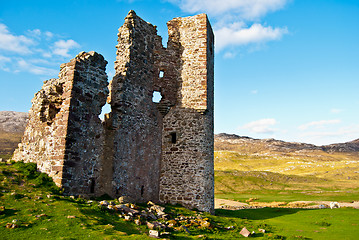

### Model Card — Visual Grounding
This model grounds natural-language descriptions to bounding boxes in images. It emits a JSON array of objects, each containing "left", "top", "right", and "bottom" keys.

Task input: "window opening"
[
  {"left": 170, "top": 132, "right": 177, "bottom": 144},
  {"left": 90, "top": 178, "right": 95, "bottom": 193},
  {"left": 152, "top": 91, "right": 162, "bottom": 103},
  {"left": 141, "top": 185, "right": 144, "bottom": 197},
  {"left": 100, "top": 102, "right": 111, "bottom": 120},
  {"left": 159, "top": 70, "right": 164, "bottom": 78}
]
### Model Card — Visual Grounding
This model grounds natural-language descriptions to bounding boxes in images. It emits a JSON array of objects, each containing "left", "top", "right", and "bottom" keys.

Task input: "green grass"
[
  {"left": 215, "top": 170, "right": 359, "bottom": 202},
  {"left": 214, "top": 149, "right": 359, "bottom": 203},
  {"left": 2, "top": 161, "right": 359, "bottom": 239},
  {"left": 216, "top": 208, "right": 359, "bottom": 240}
]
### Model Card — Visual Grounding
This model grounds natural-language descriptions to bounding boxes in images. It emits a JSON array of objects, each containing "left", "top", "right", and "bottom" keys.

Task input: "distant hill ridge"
[
  {"left": 215, "top": 133, "right": 359, "bottom": 153},
  {"left": 0, "top": 112, "right": 358, "bottom": 155},
  {"left": 0, "top": 111, "right": 28, "bottom": 133}
]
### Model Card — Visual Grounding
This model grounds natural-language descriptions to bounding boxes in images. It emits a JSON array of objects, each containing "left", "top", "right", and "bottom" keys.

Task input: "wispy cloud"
[
  {"left": 52, "top": 40, "right": 80, "bottom": 57},
  {"left": 16, "top": 59, "right": 58, "bottom": 76},
  {"left": 330, "top": 108, "right": 343, "bottom": 114},
  {"left": 241, "top": 118, "right": 278, "bottom": 134},
  {"left": 167, "top": 0, "right": 289, "bottom": 19},
  {"left": 167, "top": 0, "right": 290, "bottom": 52},
  {"left": 299, "top": 124, "right": 359, "bottom": 145},
  {"left": 298, "top": 119, "right": 341, "bottom": 131},
  {"left": 0, "top": 55, "right": 11, "bottom": 71},
  {"left": 0, "top": 23, "right": 80, "bottom": 76},
  {"left": 223, "top": 51, "right": 236, "bottom": 59},
  {"left": 216, "top": 23, "right": 288, "bottom": 51},
  {"left": 0, "top": 23, "right": 34, "bottom": 54}
]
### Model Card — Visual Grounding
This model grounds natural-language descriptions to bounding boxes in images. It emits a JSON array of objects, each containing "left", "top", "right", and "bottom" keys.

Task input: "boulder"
[{"left": 240, "top": 227, "right": 251, "bottom": 237}]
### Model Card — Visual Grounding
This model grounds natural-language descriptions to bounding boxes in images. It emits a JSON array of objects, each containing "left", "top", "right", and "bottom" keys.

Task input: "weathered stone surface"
[
  {"left": 13, "top": 10, "right": 214, "bottom": 213},
  {"left": 240, "top": 227, "right": 251, "bottom": 237}
]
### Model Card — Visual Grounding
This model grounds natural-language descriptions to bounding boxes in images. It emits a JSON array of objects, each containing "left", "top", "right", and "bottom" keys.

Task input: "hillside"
[
  {"left": 215, "top": 133, "right": 359, "bottom": 153},
  {"left": 214, "top": 133, "right": 359, "bottom": 203},
  {"left": 0, "top": 111, "right": 28, "bottom": 157}
]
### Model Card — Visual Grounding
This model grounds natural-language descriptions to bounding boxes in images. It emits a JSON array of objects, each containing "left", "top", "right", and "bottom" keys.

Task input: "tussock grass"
[{"left": 214, "top": 147, "right": 359, "bottom": 202}]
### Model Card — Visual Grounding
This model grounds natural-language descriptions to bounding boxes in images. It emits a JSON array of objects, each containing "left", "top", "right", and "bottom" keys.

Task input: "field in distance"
[{"left": 214, "top": 133, "right": 359, "bottom": 203}]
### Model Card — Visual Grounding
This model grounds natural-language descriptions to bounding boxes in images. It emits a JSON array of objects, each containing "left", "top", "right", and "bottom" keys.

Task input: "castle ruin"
[{"left": 13, "top": 10, "right": 214, "bottom": 213}]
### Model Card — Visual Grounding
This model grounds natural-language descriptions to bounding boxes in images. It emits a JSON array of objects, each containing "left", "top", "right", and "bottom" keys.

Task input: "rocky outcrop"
[{"left": 0, "top": 111, "right": 28, "bottom": 133}]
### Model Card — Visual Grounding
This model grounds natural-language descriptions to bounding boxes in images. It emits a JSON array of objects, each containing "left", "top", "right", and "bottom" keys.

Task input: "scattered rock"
[
  {"left": 118, "top": 196, "right": 134, "bottom": 204},
  {"left": 330, "top": 202, "right": 340, "bottom": 209},
  {"left": 67, "top": 215, "right": 76, "bottom": 219},
  {"left": 147, "top": 221, "right": 165, "bottom": 230},
  {"left": 258, "top": 228, "right": 266, "bottom": 233},
  {"left": 149, "top": 230, "right": 159, "bottom": 238},
  {"left": 134, "top": 218, "right": 143, "bottom": 225},
  {"left": 240, "top": 227, "right": 251, "bottom": 237},
  {"left": 99, "top": 200, "right": 109, "bottom": 206},
  {"left": 6, "top": 223, "right": 18, "bottom": 229}
]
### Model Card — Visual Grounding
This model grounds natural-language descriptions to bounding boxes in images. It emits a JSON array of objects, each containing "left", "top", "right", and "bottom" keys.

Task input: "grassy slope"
[
  {"left": 214, "top": 140, "right": 359, "bottom": 202},
  {"left": 1, "top": 161, "right": 359, "bottom": 240},
  {"left": 0, "top": 130, "right": 22, "bottom": 157}
]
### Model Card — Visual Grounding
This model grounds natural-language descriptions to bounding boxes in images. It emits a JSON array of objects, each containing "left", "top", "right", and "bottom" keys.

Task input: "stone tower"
[{"left": 13, "top": 11, "right": 214, "bottom": 213}]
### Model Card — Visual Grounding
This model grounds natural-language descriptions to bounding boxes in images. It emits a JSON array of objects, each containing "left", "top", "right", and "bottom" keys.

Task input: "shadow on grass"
[
  {"left": 215, "top": 207, "right": 316, "bottom": 220},
  {"left": 1, "top": 208, "right": 19, "bottom": 218},
  {"left": 55, "top": 198, "right": 144, "bottom": 236}
]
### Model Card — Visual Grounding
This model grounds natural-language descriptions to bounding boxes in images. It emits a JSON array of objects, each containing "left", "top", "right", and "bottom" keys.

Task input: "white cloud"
[
  {"left": 216, "top": 23, "right": 288, "bottom": 51},
  {"left": 16, "top": 58, "right": 58, "bottom": 76},
  {"left": 223, "top": 51, "right": 236, "bottom": 59},
  {"left": 299, "top": 124, "right": 359, "bottom": 145},
  {"left": 0, "top": 55, "right": 11, "bottom": 71},
  {"left": 298, "top": 119, "right": 341, "bottom": 131},
  {"left": 44, "top": 31, "right": 54, "bottom": 39},
  {"left": 241, "top": 118, "right": 277, "bottom": 134},
  {"left": 27, "top": 29, "right": 41, "bottom": 38},
  {"left": 330, "top": 108, "right": 343, "bottom": 114},
  {"left": 0, "top": 23, "right": 34, "bottom": 54},
  {"left": 52, "top": 39, "right": 80, "bottom": 57},
  {"left": 0, "top": 23, "right": 80, "bottom": 76},
  {"left": 251, "top": 90, "right": 258, "bottom": 94},
  {"left": 167, "top": 0, "right": 289, "bottom": 20},
  {"left": 0, "top": 55, "right": 11, "bottom": 63},
  {"left": 167, "top": 0, "right": 290, "bottom": 52}
]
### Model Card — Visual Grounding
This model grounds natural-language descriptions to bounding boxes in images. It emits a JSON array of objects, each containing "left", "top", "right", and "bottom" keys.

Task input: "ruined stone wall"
[
  {"left": 106, "top": 11, "right": 163, "bottom": 202},
  {"left": 13, "top": 51, "right": 108, "bottom": 193},
  {"left": 159, "top": 14, "right": 215, "bottom": 213},
  {"left": 61, "top": 52, "right": 108, "bottom": 196},
  {"left": 13, "top": 11, "right": 214, "bottom": 213},
  {"left": 13, "top": 76, "right": 70, "bottom": 186}
]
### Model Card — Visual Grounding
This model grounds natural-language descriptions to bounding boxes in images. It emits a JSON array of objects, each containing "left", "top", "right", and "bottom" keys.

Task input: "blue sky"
[{"left": 0, "top": 0, "right": 358, "bottom": 145}]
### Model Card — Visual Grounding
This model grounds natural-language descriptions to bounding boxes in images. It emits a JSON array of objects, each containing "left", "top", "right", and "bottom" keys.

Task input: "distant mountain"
[
  {"left": 0, "top": 111, "right": 358, "bottom": 156},
  {"left": 215, "top": 133, "right": 359, "bottom": 153},
  {"left": 0, "top": 111, "right": 28, "bottom": 156},
  {"left": 0, "top": 111, "right": 28, "bottom": 133}
]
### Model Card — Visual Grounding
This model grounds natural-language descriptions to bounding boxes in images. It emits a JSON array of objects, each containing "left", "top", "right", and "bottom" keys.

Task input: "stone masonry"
[{"left": 13, "top": 10, "right": 214, "bottom": 213}]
